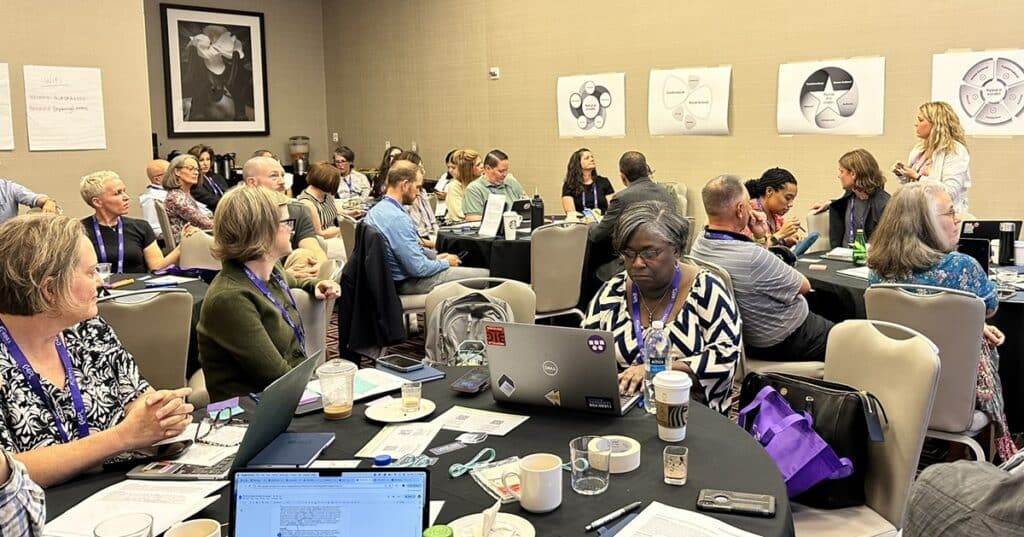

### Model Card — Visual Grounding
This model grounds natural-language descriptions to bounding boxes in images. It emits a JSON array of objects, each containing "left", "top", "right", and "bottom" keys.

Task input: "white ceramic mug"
[
  {"left": 500, "top": 453, "right": 563, "bottom": 513},
  {"left": 164, "top": 519, "right": 221, "bottom": 537},
  {"left": 503, "top": 211, "right": 523, "bottom": 240}
]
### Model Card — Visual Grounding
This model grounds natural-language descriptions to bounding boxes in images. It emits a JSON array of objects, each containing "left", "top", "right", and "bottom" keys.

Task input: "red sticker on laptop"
[{"left": 486, "top": 326, "right": 506, "bottom": 346}]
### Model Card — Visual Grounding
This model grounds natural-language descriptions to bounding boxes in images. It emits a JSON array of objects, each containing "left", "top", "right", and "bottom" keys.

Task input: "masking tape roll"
[{"left": 588, "top": 435, "right": 641, "bottom": 474}]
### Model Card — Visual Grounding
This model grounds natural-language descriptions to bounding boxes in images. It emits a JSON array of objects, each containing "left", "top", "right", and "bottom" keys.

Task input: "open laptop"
[
  {"left": 231, "top": 468, "right": 429, "bottom": 537},
  {"left": 958, "top": 238, "right": 991, "bottom": 274},
  {"left": 127, "top": 351, "right": 320, "bottom": 480},
  {"left": 960, "top": 220, "right": 1022, "bottom": 241},
  {"left": 484, "top": 322, "right": 640, "bottom": 415}
]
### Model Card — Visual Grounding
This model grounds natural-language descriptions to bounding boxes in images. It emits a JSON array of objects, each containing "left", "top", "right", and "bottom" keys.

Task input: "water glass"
[
  {"left": 569, "top": 435, "right": 611, "bottom": 495},
  {"left": 96, "top": 263, "right": 112, "bottom": 284},
  {"left": 93, "top": 513, "right": 153, "bottom": 537},
  {"left": 401, "top": 381, "right": 422, "bottom": 412},
  {"left": 663, "top": 446, "right": 688, "bottom": 485}
]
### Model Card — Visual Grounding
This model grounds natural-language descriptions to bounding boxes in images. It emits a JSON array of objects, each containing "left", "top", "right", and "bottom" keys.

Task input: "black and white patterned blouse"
[
  {"left": 583, "top": 270, "right": 742, "bottom": 414},
  {"left": 0, "top": 317, "right": 150, "bottom": 453}
]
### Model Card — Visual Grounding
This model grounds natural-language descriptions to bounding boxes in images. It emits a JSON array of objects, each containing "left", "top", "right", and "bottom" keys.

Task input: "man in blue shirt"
[
  {"left": 0, "top": 179, "right": 58, "bottom": 224},
  {"left": 366, "top": 160, "right": 488, "bottom": 295}
]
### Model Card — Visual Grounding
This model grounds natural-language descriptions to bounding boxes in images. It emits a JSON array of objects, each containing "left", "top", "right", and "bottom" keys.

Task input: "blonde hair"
[
  {"left": 212, "top": 186, "right": 290, "bottom": 263},
  {"left": 867, "top": 182, "right": 950, "bottom": 280},
  {"left": 452, "top": 149, "right": 480, "bottom": 187},
  {"left": 0, "top": 214, "right": 88, "bottom": 316},
  {"left": 838, "top": 149, "right": 886, "bottom": 195},
  {"left": 163, "top": 154, "right": 198, "bottom": 190},
  {"left": 79, "top": 170, "right": 119, "bottom": 207},
  {"left": 920, "top": 101, "right": 967, "bottom": 156}
]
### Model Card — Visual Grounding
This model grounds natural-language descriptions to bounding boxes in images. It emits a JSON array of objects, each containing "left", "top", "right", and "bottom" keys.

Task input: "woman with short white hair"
[{"left": 79, "top": 170, "right": 188, "bottom": 273}]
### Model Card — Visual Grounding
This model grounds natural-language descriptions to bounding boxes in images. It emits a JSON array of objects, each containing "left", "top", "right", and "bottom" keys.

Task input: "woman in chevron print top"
[{"left": 582, "top": 201, "right": 741, "bottom": 414}]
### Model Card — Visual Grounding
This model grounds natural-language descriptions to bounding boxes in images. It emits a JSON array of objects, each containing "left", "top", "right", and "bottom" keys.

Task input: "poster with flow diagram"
[
  {"left": 932, "top": 50, "right": 1024, "bottom": 135},
  {"left": 648, "top": 66, "right": 731, "bottom": 135},
  {"left": 777, "top": 57, "right": 885, "bottom": 135},
  {"left": 0, "top": 64, "right": 13, "bottom": 150},
  {"left": 557, "top": 73, "right": 625, "bottom": 137}
]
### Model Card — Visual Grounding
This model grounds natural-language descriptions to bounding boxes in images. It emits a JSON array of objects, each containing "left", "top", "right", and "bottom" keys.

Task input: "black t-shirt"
[
  {"left": 81, "top": 216, "right": 156, "bottom": 274},
  {"left": 561, "top": 175, "right": 615, "bottom": 213}
]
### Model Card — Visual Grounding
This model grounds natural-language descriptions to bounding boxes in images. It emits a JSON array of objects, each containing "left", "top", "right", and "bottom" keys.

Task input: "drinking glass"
[
  {"left": 569, "top": 436, "right": 611, "bottom": 495},
  {"left": 663, "top": 446, "right": 688, "bottom": 485},
  {"left": 93, "top": 513, "right": 153, "bottom": 537},
  {"left": 402, "top": 381, "right": 422, "bottom": 412},
  {"left": 96, "top": 263, "right": 112, "bottom": 285}
]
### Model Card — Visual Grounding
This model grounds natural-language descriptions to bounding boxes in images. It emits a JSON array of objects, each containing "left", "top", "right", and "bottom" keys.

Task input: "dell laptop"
[
  {"left": 484, "top": 322, "right": 640, "bottom": 415},
  {"left": 960, "top": 220, "right": 1022, "bottom": 241}
]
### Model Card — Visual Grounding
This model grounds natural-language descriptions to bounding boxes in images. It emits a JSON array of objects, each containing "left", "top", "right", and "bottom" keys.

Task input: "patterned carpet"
[{"left": 326, "top": 311, "right": 427, "bottom": 367}]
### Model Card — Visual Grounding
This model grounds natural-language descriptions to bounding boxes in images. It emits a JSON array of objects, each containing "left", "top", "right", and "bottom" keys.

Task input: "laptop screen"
[{"left": 232, "top": 469, "right": 429, "bottom": 536}]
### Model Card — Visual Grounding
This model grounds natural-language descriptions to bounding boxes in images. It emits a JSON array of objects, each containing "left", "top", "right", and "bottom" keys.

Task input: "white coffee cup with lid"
[{"left": 653, "top": 370, "right": 692, "bottom": 442}]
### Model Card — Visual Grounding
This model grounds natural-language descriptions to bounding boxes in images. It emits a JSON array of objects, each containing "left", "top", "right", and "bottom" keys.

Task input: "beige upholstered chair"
[
  {"left": 805, "top": 209, "right": 830, "bottom": 253},
  {"left": 338, "top": 215, "right": 358, "bottom": 261},
  {"left": 682, "top": 216, "right": 698, "bottom": 256},
  {"left": 97, "top": 288, "right": 208, "bottom": 407},
  {"left": 425, "top": 277, "right": 536, "bottom": 328},
  {"left": 154, "top": 200, "right": 176, "bottom": 250},
  {"left": 178, "top": 231, "right": 220, "bottom": 271},
  {"left": 656, "top": 181, "right": 689, "bottom": 217},
  {"left": 865, "top": 283, "right": 988, "bottom": 460},
  {"left": 531, "top": 222, "right": 587, "bottom": 322},
  {"left": 684, "top": 254, "right": 824, "bottom": 382},
  {"left": 289, "top": 260, "right": 340, "bottom": 365},
  {"left": 792, "top": 320, "right": 940, "bottom": 537}
]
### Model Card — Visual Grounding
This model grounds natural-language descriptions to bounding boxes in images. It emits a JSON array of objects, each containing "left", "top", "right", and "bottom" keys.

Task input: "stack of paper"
[
  {"left": 822, "top": 247, "right": 854, "bottom": 262},
  {"left": 614, "top": 501, "right": 759, "bottom": 537}
]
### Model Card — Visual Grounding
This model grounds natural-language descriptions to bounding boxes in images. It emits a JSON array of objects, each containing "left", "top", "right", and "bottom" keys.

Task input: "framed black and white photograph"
[{"left": 161, "top": 4, "right": 269, "bottom": 137}]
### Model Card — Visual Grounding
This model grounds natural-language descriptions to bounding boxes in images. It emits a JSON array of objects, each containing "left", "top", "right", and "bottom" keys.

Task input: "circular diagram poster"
[
  {"left": 777, "top": 57, "right": 886, "bottom": 135},
  {"left": 933, "top": 50, "right": 1024, "bottom": 135},
  {"left": 557, "top": 73, "right": 625, "bottom": 138},
  {"left": 648, "top": 66, "right": 732, "bottom": 135}
]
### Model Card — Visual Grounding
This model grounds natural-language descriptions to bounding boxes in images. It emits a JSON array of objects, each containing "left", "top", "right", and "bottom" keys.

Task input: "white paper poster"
[
  {"left": 24, "top": 65, "right": 106, "bottom": 151},
  {"left": 0, "top": 64, "right": 13, "bottom": 150},
  {"left": 557, "top": 73, "right": 625, "bottom": 137},
  {"left": 777, "top": 57, "right": 885, "bottom": 135},
  {"left": 648, "top": 66, "right": 731, "bottom": 135},
  {"left": 932, "top": 50, "right": 1024, "bottom": 135}
]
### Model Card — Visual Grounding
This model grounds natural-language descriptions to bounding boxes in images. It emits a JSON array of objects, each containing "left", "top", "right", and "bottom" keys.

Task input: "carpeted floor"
[{"left": 326, "top": 311, "right": 427, "bottom": 367}]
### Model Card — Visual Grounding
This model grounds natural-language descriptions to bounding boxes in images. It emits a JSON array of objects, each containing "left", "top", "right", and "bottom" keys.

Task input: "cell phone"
[
  {"left": 130, "top": 440, "right": 193, "bottom": 462},
  {"left": 451, "top": 367, "right": 490, "bottom": 394},
  {"left": 696, "top": 489, "right": 776, "bottom": 518},
  {"left": 376, "top": 354, "right": 424, "bottom": 373}
]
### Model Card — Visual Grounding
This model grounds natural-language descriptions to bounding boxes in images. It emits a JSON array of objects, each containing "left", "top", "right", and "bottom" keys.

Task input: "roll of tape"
[{"left": 589, "top": 435, "right": 641, "bottom": 474}]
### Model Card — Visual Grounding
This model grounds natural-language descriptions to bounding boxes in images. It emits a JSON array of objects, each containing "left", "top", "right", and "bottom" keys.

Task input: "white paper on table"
[
  {"left": 429, "top": 501, "right": 445, "bottom": 526},
  {"left": 154, "top": 423, "right": 199, "bottom": 445},
  {"left": 147, "top": 275, "right": 199, "bottom": 285},
  {"left": 23, "top": 65, "right": 106, "bottom": 151},
  {"left": 309, "top": 459, "right": 362, "bottom": 469},
  {"left": 837, "top": 265, "right": 871, "bottom": 280},
  {"left": 432, "top": 405, "right": 529, "bottom": 437},
  {"left": 477, "top": 194, "right": 507, "bottom": 238},
  {"left": 355, "top": 422, "right": 442, "bottom": 458},
  {"left": 0, "top": 64, "right": 13, "bottom": 150},
  {"left": 167, "top": 425, "right": 245, "bottom": 466},
  {"left": 822, "top": 247, "right": 854, "bottom": 262},
  {"left": 44, "top": 480, "right": 227, "bottom": 537},
  {"left": 614, "top": 501, "right": 759, "bottom": 537}
]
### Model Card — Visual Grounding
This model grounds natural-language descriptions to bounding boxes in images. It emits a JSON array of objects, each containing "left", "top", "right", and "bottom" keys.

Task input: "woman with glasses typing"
[
  {"left": 867, "top": 182, "right": 1015, "bottom": 461},
  {"left": 0, "top": 214, "right": 194, "bottom": 487},
  {"left": 163, "top": 154, "right": 214, "bottom": 244},
  {"left": 581, "top": 201, "right": 741, "bottom": 414},
  {"left": 198, "top": 187, "right": 339, "bottom": 403}
]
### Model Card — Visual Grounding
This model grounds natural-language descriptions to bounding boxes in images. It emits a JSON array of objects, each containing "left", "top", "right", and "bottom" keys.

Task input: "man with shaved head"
[{"left": 140, "top": 159, "right": 169, "bottom": 240}]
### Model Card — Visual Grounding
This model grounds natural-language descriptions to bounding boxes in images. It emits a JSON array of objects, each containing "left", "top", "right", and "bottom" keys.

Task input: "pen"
[
  {"left": 249, "top": 392, "right": 261, "bottom": 403},
  {"left": 584, "top": 501, "right": 643, "bottom": 532},
  {"left": 144, "top": 282, "right": 177, "bottom": 288},
  {"left": 110, "top": 278, "right": 134, "bottom": 289}
]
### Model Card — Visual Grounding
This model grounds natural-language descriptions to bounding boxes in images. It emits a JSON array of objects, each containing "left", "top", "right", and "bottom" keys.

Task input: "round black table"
[
  {"left": 795, "top": 257, "right": 1024, "bottom": 433},
  {"left": 46, "top": 367, "right": 794, "bottom": 537},
  {"left": 437, "top": 230, "right": 534, "bottom": 282}
]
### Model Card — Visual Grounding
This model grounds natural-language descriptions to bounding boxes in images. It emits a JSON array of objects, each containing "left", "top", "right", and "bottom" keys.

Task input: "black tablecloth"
[
  {"left": 437, "top": 230, "right": 534, "bottom": 282},
  {"left": 46, "top": 367, "right": 794, "bottom": 537},
  {"left": 795, "top": 258, "right": 1024, "bottom": 432}
]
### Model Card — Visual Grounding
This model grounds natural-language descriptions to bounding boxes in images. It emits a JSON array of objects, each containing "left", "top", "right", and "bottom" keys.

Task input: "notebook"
[
  {"left": 247, "top": 432, "right": 335, "bottom": 468},
  {"left": 231, "top": 468, "right": 430, "bottom": 536}
]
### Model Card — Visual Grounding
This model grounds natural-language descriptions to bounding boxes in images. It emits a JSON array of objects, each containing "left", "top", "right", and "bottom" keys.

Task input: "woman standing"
[
  {"left": 893, "top": 101, "right": 971, "bottom": 214},
  {"left": 163, "top": 154, "right": 214, "bottom": 243},
  {"left": 560, "top": 148, "right": 615, "bottom": 214},
  {"left": 743, "top": 168, "right": 803, "bottom": 247},
  {"left": 445, "top": 149, "right": 482, "bottom": 225}
]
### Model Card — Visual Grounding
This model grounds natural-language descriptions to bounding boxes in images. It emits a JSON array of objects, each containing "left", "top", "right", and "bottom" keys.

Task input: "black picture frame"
[{"left": 160, "top": 3, "right": 270, "bottom": 137}]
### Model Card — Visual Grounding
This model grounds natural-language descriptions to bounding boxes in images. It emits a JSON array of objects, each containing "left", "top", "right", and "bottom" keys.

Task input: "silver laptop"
[
  {"left": 485, "top": 322, "right": 640, "bottom": 415},
  {"left": 127, "top": 351, "right": 321, "bottom": 480}
]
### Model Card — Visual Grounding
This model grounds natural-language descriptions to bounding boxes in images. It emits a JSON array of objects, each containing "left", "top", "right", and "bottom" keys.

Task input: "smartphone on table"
[{"left": 376, "top": 354, "right": 424, "bottom": 373}]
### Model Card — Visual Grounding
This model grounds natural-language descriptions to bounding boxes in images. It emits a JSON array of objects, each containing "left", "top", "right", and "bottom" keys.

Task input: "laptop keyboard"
[{"left": 180, "top": 455, "right": 234, "bottom": 476}]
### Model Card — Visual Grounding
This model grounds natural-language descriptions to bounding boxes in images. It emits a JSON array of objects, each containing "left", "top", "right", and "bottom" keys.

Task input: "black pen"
[{"left": 584, "top": 501, "right": 643, "bottom": 532}]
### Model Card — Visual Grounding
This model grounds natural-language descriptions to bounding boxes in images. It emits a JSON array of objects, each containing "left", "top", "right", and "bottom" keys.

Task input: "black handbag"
[{"left": 739, "top": 372, "right": 887, "bottom": 509}]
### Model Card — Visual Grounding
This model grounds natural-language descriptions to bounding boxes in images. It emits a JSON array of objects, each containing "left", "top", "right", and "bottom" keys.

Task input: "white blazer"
[{"left": 905, "top": 141, "right": 971, "bottom": 214}]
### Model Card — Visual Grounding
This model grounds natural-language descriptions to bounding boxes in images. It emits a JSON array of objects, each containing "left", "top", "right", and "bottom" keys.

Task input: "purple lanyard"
[
  {"left": 629, "top": 266, "right": 682, "bottom": 364},
  {"left": 0, "top": 320, "right": 90, "bottom": 443},
  {"left": 704, "top": 230, "right": 740, "bottom": 241},
  {"left": 384, "top": 196, "right": 404, "bottom": 210},
  {"left": 92, "top": 217, "right": 124, "bottom": 274},
  {"left": 847, "top": 202, "right": 859, "bottom": 246},
  {"left": 581, "top": 184, "right": 598, "bottom": 210},
  {"left": 242, "top": 267, "right": 306, "bottom": 353},
  {"left": 344, "top": 176, "right": 354, "bottom": 194},
  {"left": 755, "top": 198, "right": 777, "bottom": 234},
  {"left": 205, "top": 176, "right": 224, "bottom": 196}
]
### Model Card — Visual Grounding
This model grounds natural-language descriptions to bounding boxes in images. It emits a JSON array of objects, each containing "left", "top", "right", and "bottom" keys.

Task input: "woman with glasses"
[
  {"left": 868, "top": 181, "right": 1015, "bottom": 460},
  {"left": 0, "top": 214, "right": 194, "bottom": 487},
  {"left": 581, "top": 201, "right": 740, "bottom": 414},
  {"left": 163, "top": 154, "right": 214, "bottom": 244},
  {"left": 198, "top": 187, "right": 339, "bottom": 403}
]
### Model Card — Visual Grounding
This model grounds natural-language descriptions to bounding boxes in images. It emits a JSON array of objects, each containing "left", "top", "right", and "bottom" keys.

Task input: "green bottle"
[{"left": 852, "top": 228, "right": 867, "bottom": 265}]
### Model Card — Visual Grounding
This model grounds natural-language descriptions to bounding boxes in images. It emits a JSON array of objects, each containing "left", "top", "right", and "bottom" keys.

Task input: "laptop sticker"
[
  {"left": 587, "top": 335, "right": 607, "bottom": 353},
  {"left": 585, "top": 396, "right": 614, "bottom": 411},
  {"left": 485, "top": 325, "right": 506, "bottom": 346},
  {"left": 542, "top": 361, "right": 559, "bottom": 376},
  {"left": 497, "top": 374, "right": 516, "bottom": 397},
  {"left": 963, "top": 222, "right": 977, "bottom": 234},
  {"left": 545, "top": 389, "right": 561, "bottom": 406}
]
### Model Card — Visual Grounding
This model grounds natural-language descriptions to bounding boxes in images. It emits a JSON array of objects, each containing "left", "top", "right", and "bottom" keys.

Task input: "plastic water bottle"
[
  {"left": 643, "top": 320, "right": 672, "bottom": 414},
  {"left": 852, "top": 228, "right": 867, "bottom": 266}
]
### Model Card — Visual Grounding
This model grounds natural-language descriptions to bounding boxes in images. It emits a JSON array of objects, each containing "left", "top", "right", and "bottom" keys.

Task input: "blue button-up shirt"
[
  {"left": 365, "top": 196, "right": 447, "bottom": 281},
  {"left": 0, "top": 180, "right": 44, "bottom": 224}
]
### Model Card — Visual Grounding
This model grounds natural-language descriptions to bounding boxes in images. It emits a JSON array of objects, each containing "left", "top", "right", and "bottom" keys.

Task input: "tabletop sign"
[{"left": 477, "top": 194, "right": 507, "bottom": 238}]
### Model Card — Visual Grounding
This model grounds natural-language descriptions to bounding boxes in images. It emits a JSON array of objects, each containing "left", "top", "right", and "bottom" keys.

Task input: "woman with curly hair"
[{"left": 893, "top": 101, "right": 971, "bottom": 214}]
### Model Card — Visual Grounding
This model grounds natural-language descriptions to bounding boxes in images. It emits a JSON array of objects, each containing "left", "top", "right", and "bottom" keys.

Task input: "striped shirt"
[
  {"left": 690, "top": 230, "right": 808, "bottom": 348},
  {"left": 0, "top": 451, "right": 45, "bottom": 536},
  {"left": 298, "top": 188, "right": 340, "bottom": 230}
]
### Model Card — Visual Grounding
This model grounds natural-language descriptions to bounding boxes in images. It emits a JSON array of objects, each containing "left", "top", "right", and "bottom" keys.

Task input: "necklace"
[{"left": 638, "top": 284, "right": 672, "bottom": 324}]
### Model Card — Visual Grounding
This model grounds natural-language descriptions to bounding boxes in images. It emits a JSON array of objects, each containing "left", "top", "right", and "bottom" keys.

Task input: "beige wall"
[
  {"left": 144, "top": 0, "right": 330, "bottom": 170},
  {"left": 324, "top": 0, "right": 1023, "bottom": 227},
  {"left": 0, "top": 0, "right": 153, "bottom": 218}
]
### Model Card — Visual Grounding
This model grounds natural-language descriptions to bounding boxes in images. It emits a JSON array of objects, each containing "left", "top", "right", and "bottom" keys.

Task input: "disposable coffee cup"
[
  {"left": 1015, "top": 241, "right": 1024, "bottom": 268},
  {"left": 653, "top": 370, "right": 692, "bottom": 442},
  {"left": 503, "top": 211, "right": 521, "bottom": 240}
]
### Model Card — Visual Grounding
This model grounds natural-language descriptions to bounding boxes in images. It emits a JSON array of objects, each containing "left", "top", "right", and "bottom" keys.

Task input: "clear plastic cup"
[{"left": 317, "top": 359, "right": 357, "bottom": 420}]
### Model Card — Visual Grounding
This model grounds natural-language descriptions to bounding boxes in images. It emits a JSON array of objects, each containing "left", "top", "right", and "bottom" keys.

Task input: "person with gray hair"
[
  {"left": 587, "top": 151, "right": 678, "bottom": 281},
  {"left": 691, "top": 175, "right": 833, "bottom": 362},
  {"left": 162, "top": 154, "right": 214, "bottom": 243},
  {"left": 582, "top": 200, "right": 741, "bottom": 414}
]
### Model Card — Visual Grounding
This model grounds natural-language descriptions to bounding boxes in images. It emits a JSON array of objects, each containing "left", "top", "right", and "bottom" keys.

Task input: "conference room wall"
[
  {"left": 143, "top": 0, "right": 331, "bottom": 173},
  {"left": 0, "top": 0, "right": 153, "bottom": 219},
  {"left": 323, "top": 0, "right": 1023, "bottom": 228}
]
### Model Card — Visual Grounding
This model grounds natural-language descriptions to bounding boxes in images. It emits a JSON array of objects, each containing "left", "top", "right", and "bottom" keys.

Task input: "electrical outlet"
[
  {"left": 385, "top": 140, "right": 391, "bottom": 150},
  {"left": 489, "top": 67, "right": 500, "bottom": 80},
  {"left": 331, "top": 132, "right": 339, "bottom": 143},
  {"left": 411, "top": 141, "right": 418, "bottom": 152}
]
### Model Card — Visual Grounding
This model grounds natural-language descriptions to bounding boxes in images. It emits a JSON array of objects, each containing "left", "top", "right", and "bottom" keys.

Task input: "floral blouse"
[
  {"left": 165, "top": 189, "right": 213, "bottom": 243},
  {"left": 868, "top": 251, "right": 997, "bottom": 313}
]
